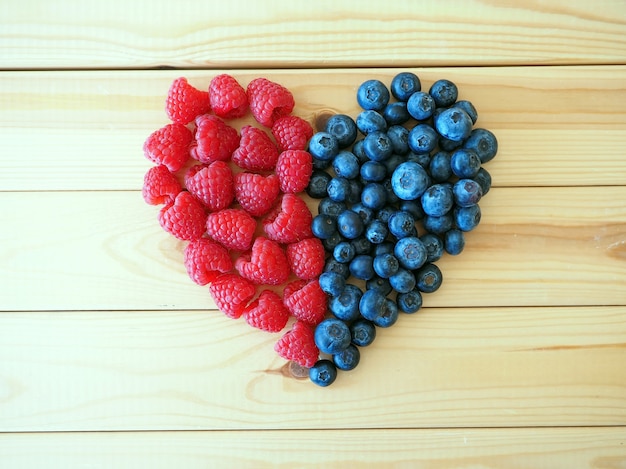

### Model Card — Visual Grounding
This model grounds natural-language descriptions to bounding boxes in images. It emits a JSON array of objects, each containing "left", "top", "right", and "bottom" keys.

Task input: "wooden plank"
[
  {"left": 1, "top": 67, "right": 625, "bottom": 191},
  {"left": 0, "top": 428, "right": 625, "bottom": 468},
  {"left": 0, "top": 307, "right": 624, "bottom": 431},
  {"left": 1, "top": 188, "right": 624, "bottom": 312},
  {"left": 1, "top": 1, "right": 625, "bottom": 69}
]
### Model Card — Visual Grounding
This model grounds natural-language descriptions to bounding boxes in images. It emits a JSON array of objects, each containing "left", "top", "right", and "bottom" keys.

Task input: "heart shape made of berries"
[{"left": 142, "top": 73, "right": 498, "bottom": 387}]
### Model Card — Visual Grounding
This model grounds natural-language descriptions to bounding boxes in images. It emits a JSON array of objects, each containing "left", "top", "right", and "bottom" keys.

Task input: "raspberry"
[
  {"left": 235, "top": 237, "right": 290, "bottom": 286},
  {"left": 263, "top": 193, "right": 313, "bottom": 244},
  {"left": 231, "top": 125, "right": 279, "bottom": 171},
  {"left": 247, "top": 77, "right": 295, "bottom": 127},
  {"left": 209, "top": 74, "right": 248, "bottom": 119},
  {"left": 165, "top": 77, "right": 211, "bottom": 125},
  {"left": 286, "top": 238, "right": 325, "bottom": 280},
  {"left": 184, "top": 161, "right": 235, "bottom": 212},
  {"left": 271, "top": 115, "right": 314, "bottom": 152},
  {"left": 275, "top": 150, "right": 313, "bottom": 194},
  {"left": 184, "top": 238, "right": 233, "bottom": 285},
  {"left": 142, "top": 164, "right": 182, "bottom": 205},
  {"left": 234, "top": 172, "right": 280, "bottom": 217},
  {"left": 283, "top": 279, "right": 308, "bottom": 299},
  {"left": 193, "top": 114, "right": 240, "bottom": 164},
  {"left": 274, "top": 321, "right": 319, "bottom": 368},
  {"left": 209, "top": 273, "right": 256, "bottom": 319},
  {"left": 243, "top": 290, "right": 290, "bottom": 333},
  {"left": 143, "top": 123, "right": 192, "bottom": 172},
  {"left": 158, "top": 191, "right": 207, "bottom": 241},
  {"left": 283, "top": 279, "right": 327, "bottom": 326},
  {"left": 206, "top": 208, "right": 256, "bottom": 251}
]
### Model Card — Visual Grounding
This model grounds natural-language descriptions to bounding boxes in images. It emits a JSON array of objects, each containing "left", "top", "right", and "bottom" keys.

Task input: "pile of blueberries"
[{"left": 306, "top": 72, "right": 498, "bottom": 386}]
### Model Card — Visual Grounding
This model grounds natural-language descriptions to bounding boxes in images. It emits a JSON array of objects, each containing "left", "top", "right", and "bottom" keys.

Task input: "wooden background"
[{"left": 1, "top": 1, "right": 625, "bottom": 467}]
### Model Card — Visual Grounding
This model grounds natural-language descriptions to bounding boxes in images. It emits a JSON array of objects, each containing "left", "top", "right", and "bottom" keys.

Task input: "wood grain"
[
  {"left": 0, "top": 307, "right": 624, "bottom": 431},
  {"left": 1, "top": 428, "right": 625, "bottom": 468},
  {"left": 1, "top": 67, "right": 625, "bottom": 191},
  {"left": 1, "top": 0, "right": 625, "bottom": 70}
]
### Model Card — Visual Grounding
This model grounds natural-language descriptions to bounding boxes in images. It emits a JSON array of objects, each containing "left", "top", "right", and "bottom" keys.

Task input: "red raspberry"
[
  {"left": 184, "top": 238, "right": 233, "bottom": 285},
  {"left": 247, "top": 77, "right": 295, "bottom": 127},
  {"left": 243, "top": 290, "right": 290, "bottom": 333},
  {"left": 206, "top": 208, "right": 256, "bottom": 251},
  {"left": 209, "top": 273, "right": 256, "bottom": 319},
  {"left": 158, "top": 191, "right": 207, "bottom": 241},
  {"left": 165, "top": 77, "right": 211, "bottom": 125},
  {"left": 233, "top": 172, "right": 280, "bottom": 217},
  {"left": 271, "top": 115, "right": 314, "bottom": 152},
  {"left": 263, "top": 193, "right": 313, "bottom": 244},
  {"left": 283, "top": 279, "right": 308, "bottom": 299},
  {"left": 235, "top": 237, "right": 290, "bottom": 286},
  {"left": 142, "top": 164, "right": 182, "bottom": 205},
  {"left": 209, "top": 74, "right": 248, "bottom": 119},
  {"left": 286, "top": 238, "right": 325, "bottom": 280},
  {"left": 274, "top": 321, "right": 319, "bottom": 368},
  {"left": 193, "top": 114, "right": 240, "bottom": 164},
  {"left": 184, "top": 161, "right": 235, "bottom": 212},
  {"left": 231, "top": 125, "right": 279, "bottom": 171},
  {"left": 275, "top": 150, "right": 313, "bottom": 194},
  {"left": 143, "top": 123, "right": 192, "bottom": 172},
  {"left": 283, "top": 279, "right": 327, "bottom": 326}
]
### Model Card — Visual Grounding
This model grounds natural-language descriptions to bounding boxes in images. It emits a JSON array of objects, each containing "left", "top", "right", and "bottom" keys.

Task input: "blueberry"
[
  {"left": 351, "top": 203, "right": 375, "bottom": 225},
  {"left": 420, "top": 233, "right": 444, "bottom": 263},
  {"left": 399, "top": 200, "right": 424, "bottom": 221},
  {"left": 312, "top": 155, "right": 332, "bottom": 170},
  {"left": 332, "top": 151, "right": 360, "bottom": 179},
  {"left": 314, "top": 318, "right": 352, "bottom": 355},
  {"left": 450, "top": 148, "right": 481, "bottom": 179},
  {"left": 391, "top": 161, "right": 430, "bottom": 201},
  {"left": 453, "top": 179, "right": 482, "bottom": 207},
  {"left": 429, "top": 151, "right": 453, "bottom": 183},
  {"left": 365, "top": 219, "right": 389, "bottom": 245},
  {"left": 423, "top": 213, "right": 454, "bottom": 235},
  {"left": 389, "top": 268, "right": 416, "bottom": 294},
  {"left": 397, "top": 288, "right": 423, "bottom": 314},
  {"left": 363, "top": 131, "right": 393, "bottom": 162},
  {"left": 361, "top": 183, "right": 387, "bottom": 211},
  {"left": 319, "top": 271, "right": 346, "bottom": 297},
  {"left": 408, "top": 124, "right": 438, "bottom": 154},
  {"left": 349, "top": 254, "right": 375, "bottom": 280},
  {"left": 333, "top": 241, "right": 356, "bottom": 264},
  {"left": 322, "top": 231, "right": 345, "bottom": 252},
  {"left": 357, "top": 79, "right": 390, "bottom": 111},
  {"left": 388, "top": 210, "right": 417, "bottom": 239},
  {"left": 383, "top": 102, "right": 410, "bottom": 125},
  {"left": 374, "top": 241, "right": 395, "bottom": 256},
  {"left": 308, "top": 131, "right": 339, "bottom": 161},
  {"left": 311, "top": 214, "right": 337, "bottom": 239},
  {"left": 337, "top": 209, "right": 364, "bottom": 239},
  {"left": 376, "top": 205, "right": 398, "bottom": 224},
  {"left": 327, "top": 176, "right": 352, "bottom": 202},
  {"left": 356, "top": 110, "right": 387, "bottom": 135},
  {"left": 360, "top": 160, "right": 387, "bottom": 182},
  {"left": 473, "top": 167, "right": 492, "bottom": 196},
  {"left": 350, "top": 319, "right": 376, "bottom": 347},
  {"left": 452, "top": 100, "right": 478, "bottom": 124},
  {"left": 383, "top": 178, "right": 400, "bottom": 205},
  {"left": 407, "top": 91, "right": 436, "bottom": 120},
  {"left": 429, "top": 79, "right": 458, "bottom": 107},
  {"left": 307, "top": 170, "right": 332, "bottom": 199},
  {"left": 351, "top": 236, "right": 372, "bottom": 255},
  {"left": 391, "top": 72, "right": 421, "bottom": 101},
  {"left": 309, "top": 359, "right": 338, "bottom": 387},
  {"left": 352, "top": 139, "right": 368, "bottom": 164},
  {"left": 464, "top": 128, "right": 498, "bottom": 163},
  {"left": 386, "top": 125, "right": 410, "bottom": 155},
  {"left": 373, "top": 298, "right": 399, "bottom": 328},
  {"left": 444, "top": 228, "right": 465, "bottom": 255},
  {"left": 347, "top": 179, "right": 363, "bottom": 204},
  {"left": 438, "top": 136, "right": 463, "bottom": 152},
  {"left": 318, "top": 197, "right": 347, "bottom": 218},
  {"left": 325, "top": 114, "right": 358, "bottom": 148},
  {"left": 383, "top": 153, "right": 406, "bottom": 174},
  {"left": 324, "top": 258, "right": 350, "bottom": 278},
  {"left": 421, "top": 183, "right": 454, "bottom": 217},
  {"left": 366, "top": 276, "right": 392, "bottom": 296},
  {"left": 333, "top": 344, "right": 361, "bottom": 371},
  {"left": 454, "top": 204, "right": 482, "bottom": 232},
  {"left": 394, "top": 236, "right": 427, "bottom": 270},
  {"left": 373, "top": 253, "right": 400, "bottom": 278},
  {"left": 359, "top": 289, "right": 386, "bottom": 322},
  {"left": 406, "top": 151, "right": 431, "bottom": 169},
  {"left": 415, "top": 263, "right": 443, "bottom": 293},
  {"left": 329, "top": 284, "right": 363, "bottom": 322},
  {"left": 435, "top": 108, "right": 473, "bottom": 142}
]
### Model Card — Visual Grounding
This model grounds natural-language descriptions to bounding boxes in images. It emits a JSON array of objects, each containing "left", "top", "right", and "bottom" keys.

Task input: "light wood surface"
[{"left": 1, "top": 1, "right": 625, "bottom": 466}]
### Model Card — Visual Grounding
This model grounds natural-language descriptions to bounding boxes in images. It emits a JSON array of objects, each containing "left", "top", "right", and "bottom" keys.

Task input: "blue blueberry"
[
  {"left": 397, "top": 289, "right": 423, "bottom": 314},
  {"left": 386, "top": 125, "right": 410, "bottom": 155},
  {"left": 322, "top": 231, "right": 345, "bottom": 252},
  {"left": 363, "top": 131, "right": 393, "bottom": 161},
  {"left": 325, "top": 114, "right": 358, "bottom": 148},
  {"left": 438, "top": 136, "right": 463, "bottom": 152},
  {"left": 400, "top": 200, "right": 424, "bottom": 221},
  {"left": 329, "top": 284, "right": 363, "bottom": 322},
  {"left": 351, "top": 203, "right": 375, "bottom": 225},
  {"left": 408, "top": 124, "right": 438, "bottom": 154},
  {"left": 327, "top": 176, "right": 352, "bottom": 202},
  {"left": 388, "top": 210, "right": 417, "bottom": 239},
  {"left": 464, "top": 128, "right": 498, "bottom": 163},
  {"left": 376, "top": 205, "right": 397, "bottom": 224},
  {"left": 359, "top": 289, "right": 386, "bottom": 322},
  {"left": 389, "top": 268, "right": 416, "bottom": 294},
  {"left": 383, "top": 153, "right": 406, "bottom": 174},
  {"left": 473, "top": 167, "right": 492, "bottom": 196},
  {"left": 450, "top": 148, "right": 481, "bottom": 179},
  {"left": 333, "top": 344, "right": 361, "bottom": 371},
  {"left": 423, "top": 213, "right": 454, "bottom": 235},
  {"left": 351, "top": 237, "right": 372, "bottom": 255},
  {"left": 309, "top": 359, "right": 337, "bottom": 387},
  {"left": 415, "top": 263, "right": 443, "bottom": 293},
  {"left": 324, "top": 258, "right": 350, "bottom": 278},
  {"left": 374, "top": 298, "right": 399, "bottom": 328},
  {"left": 373, "top": 253, "right": 400, "bottom": 278},
  {"left": 453, "top": 179, "right": 482, "bottom": 207},
  {"left": 383, "top": 178, "right": 400, "bottom": 205},
  {"left": 406, "top": 91, "right": 436, "bottom": 120},
  {"left": 373, "top": 242, "right": 394, "bottom": 257},
  {"left": 350, "top": 319, "right": 376, "bottom": 347},
  {"left": 357, "top": 79, "right": 390, "bottom": 111},
  {"left": 454, "top": 204, "right": 481, "bottom": 232},
  {"left": 356, "top": 110, "right": 387, "bottom": 135},
  {"left": 365, "top": 219, "right": 389, "bottom": 244},
  {"left": 337, "top": 209, "right": 364, "bottom": 239},
  {"left": 308, "top": 131, "right": 339, "bottom": 161},
  {"left": 444, "top": 228, "right": 465, "bottom": 255},
  {"left": 332, "top": 151, "right": 360, "bottom": 179},
  {"left": 318, "top": 197, "right": 347, "bottom": 218},
  {"left": 319, "top": 271, "right": 346, "bottom": 297},
  {"left": 391, "top": 161, "right": 430, "bottom": 201},
  {"left": 429, "top": 151, "right": 453, "bottom": 183},
  {"left": 421, "top": 183, "right": 454, "bottom": 217},
  {"left": 420, "top": 233, "right": 444, "bottom": 263},
  {"left": 314, "top": 318, "right": 352, "bottom": 354},
  {"left": 429, "top": 79, "right": 458, "bottom": 107},
  {"left": 311, "top": 214, "right": 337, "bottom": 239},
  {"left": 406, "top": 151, "right": 431, "bottom": 169},
  {"left": 360, "top": 160, "right": 387, "bottom": 182},
  {"left": 361, "top": 183, "right": 387, "bottom": 211},
  {"left": 366, "top": 276, "right": 392, "bottom": 296},
  {"left": 352, "top": 139, "right": 368, "bottom": 164},
  {"left": 333, "top": 241, "right": 356, "bottom": 263},
  {"left": 452, "top": 100, "right": 478, "bottom": 124},
  {"left": 391, "top": 72, "right": 421, "bottom": 101},
  {"left": 383, "top": 102, "right": 410, "bottom": 125},
  {"left": 347, "top": 179, "right": 363, "bottom": 204},
  {"left": 435, "top": 107, "right": 473, "bottom": 142},
  {"left": 306, "top": 170, "right": 331, "bottom": 199},
  {"left": 394, "top": 236, "right": 427, "bottom": 270},
  {"left": 349, "top": 254, "right": 375, "bottom": 281}
]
